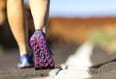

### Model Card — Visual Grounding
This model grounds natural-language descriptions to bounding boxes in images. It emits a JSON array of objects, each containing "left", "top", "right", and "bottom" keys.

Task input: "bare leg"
[
  {"left": 7, "top": 0, "right": 31, "bottom": 56},
  {"left": 29, "top": 0, "right": 50, "bottom": 31}
]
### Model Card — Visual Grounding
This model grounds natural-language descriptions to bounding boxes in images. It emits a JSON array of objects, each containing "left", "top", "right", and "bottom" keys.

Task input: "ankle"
[{"left": 19, "top": 46, "right": 32, "bottom": 56}]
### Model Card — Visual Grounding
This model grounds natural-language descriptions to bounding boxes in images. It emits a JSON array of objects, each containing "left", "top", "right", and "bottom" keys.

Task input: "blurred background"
[
  {"left": 0, "top": 0, "right": 116, "bottom": 78},
  {"left": 0, "top": 0, "right": 116, "bottom": 53}
]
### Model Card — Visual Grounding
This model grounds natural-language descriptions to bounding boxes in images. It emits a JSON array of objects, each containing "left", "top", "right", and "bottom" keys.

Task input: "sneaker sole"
[{"left": 30, "top": 32, "right": 55, "bottom": 70}]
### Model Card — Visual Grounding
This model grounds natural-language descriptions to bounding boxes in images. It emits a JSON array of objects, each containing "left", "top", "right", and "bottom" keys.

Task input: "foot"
[
  {"left": 18, "top": 54, "right": 34, "bottom": 68},
  {"left": 30, "top": 30, "right": 55, "bottom": 70}
]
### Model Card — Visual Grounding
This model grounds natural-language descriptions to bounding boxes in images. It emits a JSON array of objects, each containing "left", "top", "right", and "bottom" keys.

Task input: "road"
[{"left": 1, "top": 43, "right": 116, "bottom": 79}]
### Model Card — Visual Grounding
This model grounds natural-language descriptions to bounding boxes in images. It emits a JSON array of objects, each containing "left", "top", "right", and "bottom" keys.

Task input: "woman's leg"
[
  {"left": 29, "top": 0, "right": 50, "bottom": 31},
  {"left": 7, "top": 0, "right": 30, "bottom": 56},
  {"left": 7, "top": 0, "right": 33, "bottom": 68}
]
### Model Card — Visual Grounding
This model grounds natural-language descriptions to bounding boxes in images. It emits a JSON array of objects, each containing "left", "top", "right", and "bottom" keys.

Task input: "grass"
[{"left": 90, "top": 28, "right": 116, "bottom": 52}]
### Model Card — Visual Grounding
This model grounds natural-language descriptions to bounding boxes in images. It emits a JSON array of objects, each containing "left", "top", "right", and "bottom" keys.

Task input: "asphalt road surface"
[{"left": 1, "top": 43, "right": 116, "bottom": 79}]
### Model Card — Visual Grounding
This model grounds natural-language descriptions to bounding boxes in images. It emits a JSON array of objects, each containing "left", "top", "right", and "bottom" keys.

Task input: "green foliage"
[{"left": 90, "top": 29, "right": 116, "bottom": 51}]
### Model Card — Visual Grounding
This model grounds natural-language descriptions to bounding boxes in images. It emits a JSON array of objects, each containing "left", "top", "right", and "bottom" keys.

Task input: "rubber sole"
[{"left": 30, "top": 31, "right": 55, "bottom": 70}]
